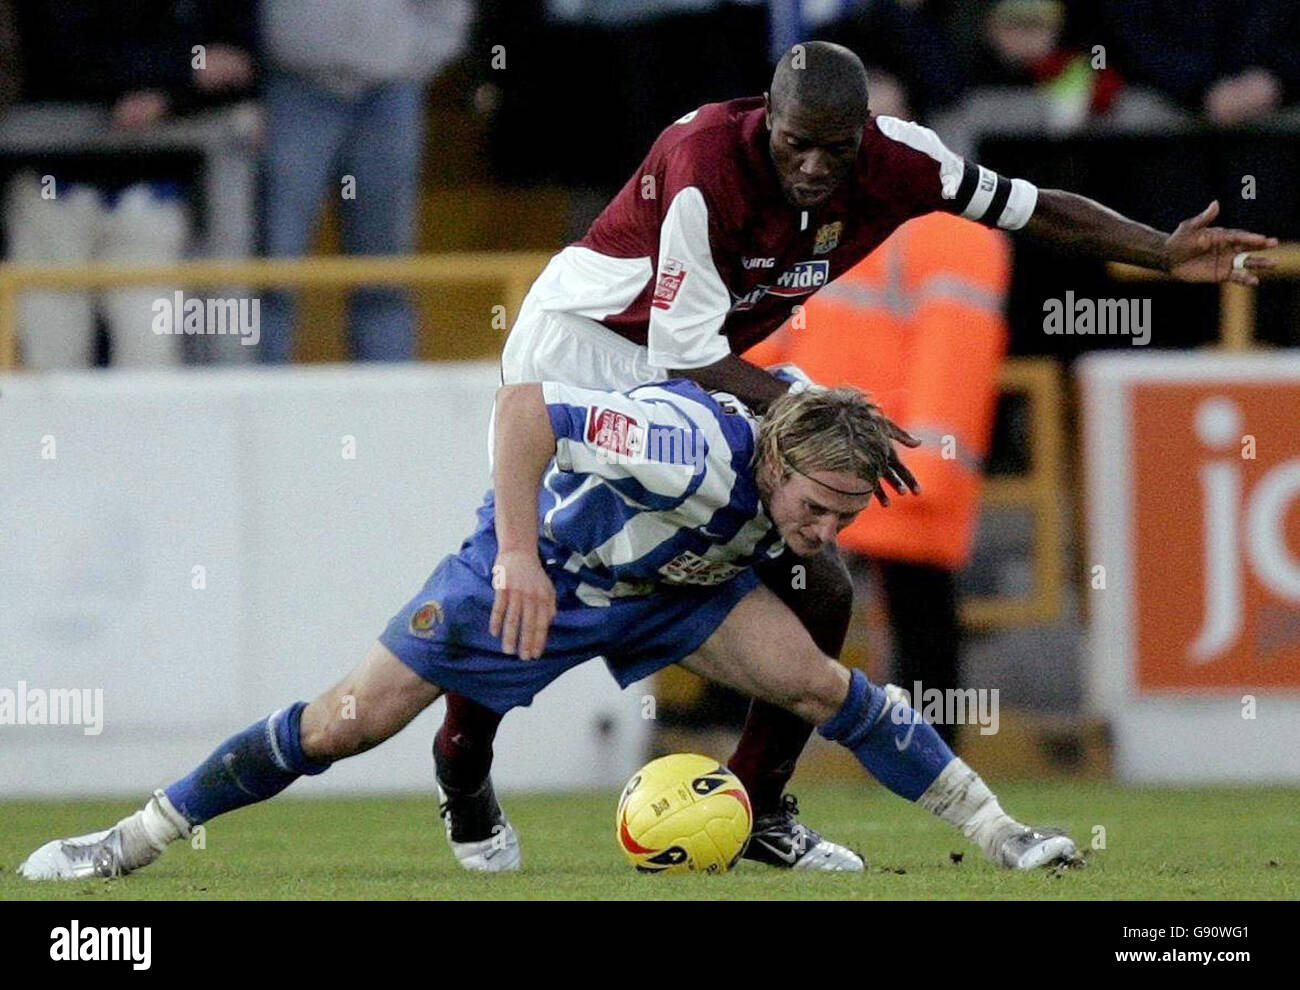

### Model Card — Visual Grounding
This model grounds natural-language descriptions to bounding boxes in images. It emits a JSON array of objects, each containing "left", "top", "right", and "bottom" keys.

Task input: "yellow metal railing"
[
  {"left": 962, "top": 357, "right": 1065, "bottom": 629},
  {"left": 1108, "top": 243, "right": 1300, "bottom": 350},
  {"left": 0, "top": 252, "right": 556, "bottom": 369}
]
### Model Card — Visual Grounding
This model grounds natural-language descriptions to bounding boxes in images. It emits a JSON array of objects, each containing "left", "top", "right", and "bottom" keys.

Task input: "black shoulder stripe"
[
  {"left": 982, "top": 174, "right": 1012, "bottom": 227},
  {"left": 950, "top": 157, "right": 979, "bottom": 212}
]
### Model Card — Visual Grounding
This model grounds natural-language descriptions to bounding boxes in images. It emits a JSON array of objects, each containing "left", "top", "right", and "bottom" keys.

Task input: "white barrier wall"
[{"left": 0, "top": 365, "right": 651, "bottom": 796}]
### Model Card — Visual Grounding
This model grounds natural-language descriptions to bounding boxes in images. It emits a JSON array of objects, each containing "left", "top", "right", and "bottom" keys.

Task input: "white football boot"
[
  {"left": 19, "top": 828, "right": 125, "bottom": 880},
  {"left": 993, "top": 824, "right": 1083, "bottom": 870},
  {"left": 743, "top": 793, "right": 866, "bottom": 871},
  {"left": 436, "top": 777, "right": 522, "bottom": 872},
  {"left": 18, "top": 789, "right": 188, "bottom": 881}
]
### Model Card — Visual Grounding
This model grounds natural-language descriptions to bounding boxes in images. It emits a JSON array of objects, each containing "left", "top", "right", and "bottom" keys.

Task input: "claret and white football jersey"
[{"left": 522, "top": 96, "right": 1038, "bottom": 371}]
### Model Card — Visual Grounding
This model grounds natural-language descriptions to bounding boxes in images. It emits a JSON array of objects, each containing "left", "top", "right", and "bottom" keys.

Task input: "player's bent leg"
[
  {"left": 733, "top": 547, "right": 853, "bottom": 814},
  {"left": 733, "top": 550, "right": 862, "bottom": 870},
  {"left": 684, "top": 586, "right": 1082, "bottom": 870},
  {"left": 18, "top": 641, "right": 444, "bottom": 881},
  {"left": 299, "top": 639, "right": 443, "bottom": 761},
  {"left": 682, "top": 585, "right": 851, "bottom": 729},
  {"left": 683, "top": 584, "right": 862, "bottom": 871}
]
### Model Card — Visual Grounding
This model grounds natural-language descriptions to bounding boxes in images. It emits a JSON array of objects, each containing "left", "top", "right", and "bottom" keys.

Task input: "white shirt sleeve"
[
  {"left": 645, "top": 186, "right": 735, "bottom": 371},
  {"left": 875, "top": 115, "right": 1038, "bottom": 231}
]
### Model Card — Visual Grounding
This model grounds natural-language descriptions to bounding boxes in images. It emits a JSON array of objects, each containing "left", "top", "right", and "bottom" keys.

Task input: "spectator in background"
[
  {"left": 929, "top": 0, "right": 1125, "bottom": 156},
  {"left": 3, "top": 0, "right": 255, "bottom": 369},
  {"left": 816, "top": 0, "right": 967, "bottom": 121},
  {"left": 472, "top": 0, "right": 768, "bottom": 231},
  {"left": 257, "top": 0, "right": 471, "bottom": 363},
  {"left": 1098, "top": 0, "right": 1300, "bottom": 126}
]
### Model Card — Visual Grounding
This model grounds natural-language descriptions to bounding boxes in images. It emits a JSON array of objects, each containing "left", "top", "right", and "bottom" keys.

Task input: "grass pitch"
[{"left": 2, "top": 782, "right": 1296, "bottom": 900}]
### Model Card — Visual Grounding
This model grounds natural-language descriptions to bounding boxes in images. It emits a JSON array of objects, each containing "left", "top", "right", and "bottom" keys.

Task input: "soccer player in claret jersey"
[
  {"left": 431, "top": 40, "right": 1278, "bottom": 873},
  {"left": 19, "top": 380, "right": 1083, "bottom": 881}
]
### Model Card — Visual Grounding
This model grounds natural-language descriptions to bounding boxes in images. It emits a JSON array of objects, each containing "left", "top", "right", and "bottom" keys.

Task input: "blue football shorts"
[{"left": 378, "top": 530, "right": 760, "bottom": 714}]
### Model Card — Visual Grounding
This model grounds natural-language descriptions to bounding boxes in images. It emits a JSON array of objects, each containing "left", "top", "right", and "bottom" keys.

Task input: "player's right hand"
[
  {"left": 874, "top": 414, "right": 921, "bottom": 507},
  {"left": 489, "top": 549, "right": 557, "bottom": 661}
]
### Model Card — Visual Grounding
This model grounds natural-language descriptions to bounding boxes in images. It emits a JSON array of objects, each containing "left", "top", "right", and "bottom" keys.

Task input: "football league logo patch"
[
  {"left": 409, "top": 600, "right": 444, "bottom": 637},
  {"left": 587, "top": 406, "right": 644, "bottom": 458},
  {"left": 813, "top": 221, "right": 843, "bottom": 254},
  {"left": 651, "top": 257, "right": 687, "bottom": 310}
]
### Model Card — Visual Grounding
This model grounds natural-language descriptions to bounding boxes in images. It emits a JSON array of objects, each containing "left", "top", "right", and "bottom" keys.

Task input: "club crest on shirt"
[
  {"left": 651, "top": 257, "right": 687, "bottom": 310},
  {"left": 409, "top": 600, "right": 444, "bottom": 637},
  {"left": 813, "top": 221, "right": 843, "bottom": 254},
  {"left": 587, "top": 406, "right": 645, "bottom": 458}
]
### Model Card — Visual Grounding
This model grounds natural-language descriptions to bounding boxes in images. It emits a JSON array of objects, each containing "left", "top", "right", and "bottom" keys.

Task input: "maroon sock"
[
  {"left": 727, "top": 700, "right": 815, "bottom": 816},
  {"left": 433, "top": 693, "right": 504, "bottom": 793}
]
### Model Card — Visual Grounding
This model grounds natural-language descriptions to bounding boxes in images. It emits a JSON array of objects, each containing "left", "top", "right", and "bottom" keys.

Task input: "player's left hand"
[
  {"left": 489, "top": 549, "right": 557, "bottom": 661},
  {"left": 874, "top": 415, "right": 921, "bottom": 508},
  {"left": 1166, "top": 200, "right": 1278, "bottom": 287}
]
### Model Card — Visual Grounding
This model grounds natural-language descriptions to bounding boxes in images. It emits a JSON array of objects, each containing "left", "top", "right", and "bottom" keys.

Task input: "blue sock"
[
  {"left": 818, "top": 669, "right": 956, "bottom": 801},
  {"left": 164, "top": 702, "right": 330, "bottom": 826}
]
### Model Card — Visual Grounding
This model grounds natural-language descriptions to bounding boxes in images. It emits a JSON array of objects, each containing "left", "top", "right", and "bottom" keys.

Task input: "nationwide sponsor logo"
[
  {"left": 731, "top": 259, "right": 830, "bottom": 310},
  {"left": 658, "top": 550, "right": 743, "bottom": 586},
  {"left": 651, "top": 257, "right": 687, "bottom": 309},
  {"left": 742, "top": 256, "right": 775, "bottom": 269},
  {"left": 812, "top": 221, "right": 843, "bottom": 254},
  {"left": 409, "top": 600, "right": 444, "bottom": 637},
  {"left": 587, "top": 407, "right": 644, "bottom": 458},
  {"left": 767, "top": 259, "right": 830, "bottom": 297}
]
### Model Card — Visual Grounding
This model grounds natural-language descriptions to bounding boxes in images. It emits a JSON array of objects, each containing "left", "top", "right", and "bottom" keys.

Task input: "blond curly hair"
[{"left": 757, "top": 387, "right": 895, "bottom": 494}]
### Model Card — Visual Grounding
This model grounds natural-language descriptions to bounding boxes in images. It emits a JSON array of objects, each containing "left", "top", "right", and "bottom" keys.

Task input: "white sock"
[
  {"left": 916, "top": 758, "right": 1022, "bottom": 861},
  {"left": 114, "top": 789, "right": 190, "bottom": 871}
]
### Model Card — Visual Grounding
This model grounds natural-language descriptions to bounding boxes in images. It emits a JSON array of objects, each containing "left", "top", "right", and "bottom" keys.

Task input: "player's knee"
[
  {"left": 298, "top": 702, "right": 335, "bottom": 761},
  {"left": 299, "top": 698, "right": 372, "bottom": 761},
  {"left": 779, "top": 656, "right": 851, "bottom": 726}
]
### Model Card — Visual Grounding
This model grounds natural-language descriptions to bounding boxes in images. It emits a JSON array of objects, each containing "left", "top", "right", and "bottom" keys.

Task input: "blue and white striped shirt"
[{"left": 536, "top": 379, "right": 785, "bottom": 603}]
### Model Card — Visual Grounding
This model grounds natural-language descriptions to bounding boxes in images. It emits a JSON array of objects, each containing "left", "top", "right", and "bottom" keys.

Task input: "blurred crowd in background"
[{"left": 1, "top": 0, "right": 1298, "bottom": 368}]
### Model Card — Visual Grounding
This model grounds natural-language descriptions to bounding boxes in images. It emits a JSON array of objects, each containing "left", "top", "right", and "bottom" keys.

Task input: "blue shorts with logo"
[{"left": 378, "top": 529, "right": 761, "bottom": 714}]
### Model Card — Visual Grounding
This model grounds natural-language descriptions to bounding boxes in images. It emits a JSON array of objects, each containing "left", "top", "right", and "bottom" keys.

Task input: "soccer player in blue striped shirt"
[{"left": 19, "top": 379, "right": 1078, "bottom": 880}]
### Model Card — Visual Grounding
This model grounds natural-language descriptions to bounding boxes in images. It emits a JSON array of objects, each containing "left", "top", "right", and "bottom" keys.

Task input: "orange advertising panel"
[{"left": 1132, "top": 382, "right": 1300, "bottom": 690}]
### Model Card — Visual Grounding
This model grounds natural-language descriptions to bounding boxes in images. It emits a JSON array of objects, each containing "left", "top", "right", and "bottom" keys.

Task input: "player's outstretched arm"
[
  {"left": 1022, "top": 190, "right": 1278, "bottom": 286},
  {"left": 490, "top": 383, "right": 557, "bottom": 661}
]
